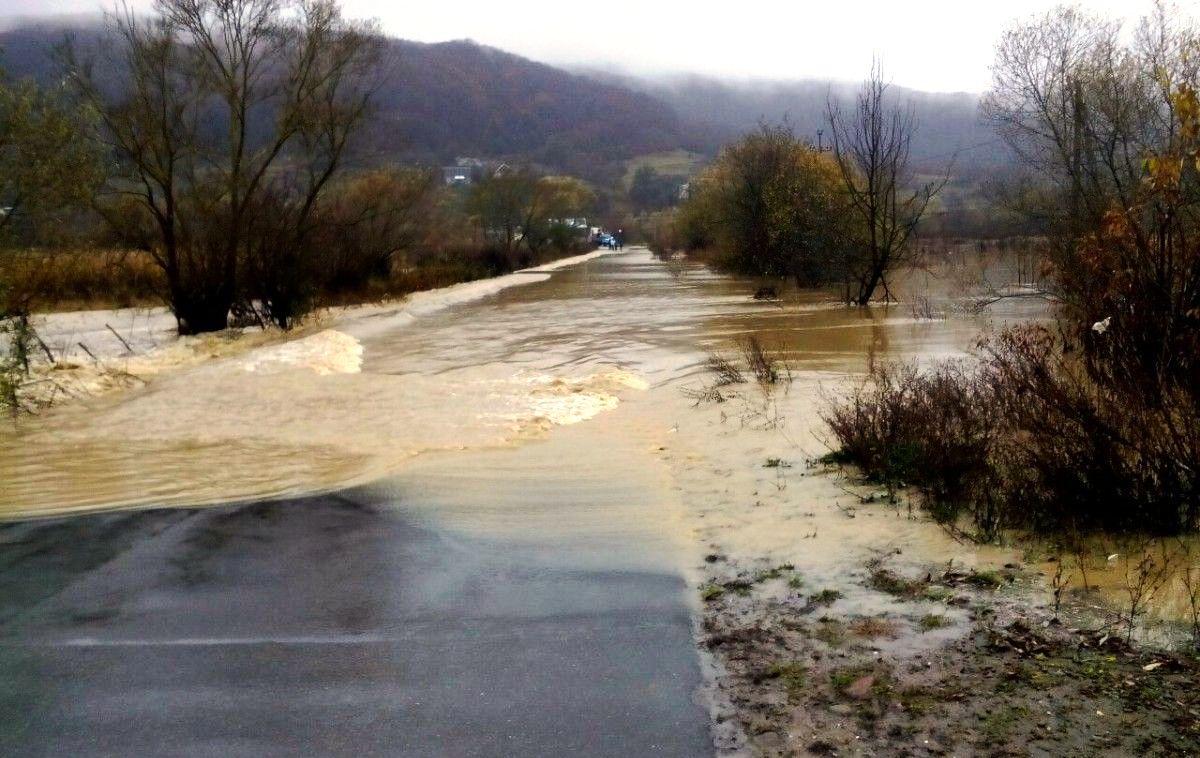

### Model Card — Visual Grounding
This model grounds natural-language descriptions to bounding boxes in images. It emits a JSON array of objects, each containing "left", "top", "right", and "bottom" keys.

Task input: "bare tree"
[
  {"left": 827, "top": 62, "right": 945, "bottom": 305},
  {"left": 67, "top": 0, "right": 380, "bottom": 333},
  {"left": 63, "top": 10, "right": 189, "bottom": 323}
]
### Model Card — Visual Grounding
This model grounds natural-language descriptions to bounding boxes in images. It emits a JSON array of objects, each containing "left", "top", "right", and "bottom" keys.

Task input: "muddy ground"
[{"left": 699, "top": 537, "right": 1200, "bottom": 756}]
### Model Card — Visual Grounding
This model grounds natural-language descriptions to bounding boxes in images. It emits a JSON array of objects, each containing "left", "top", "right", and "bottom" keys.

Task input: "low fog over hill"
[
  {"left": 0, "top": 21, "right": 1007, "bottom": 183},
  {"left": 585, "top": 70, "right": 1010, "bottom": 179}
]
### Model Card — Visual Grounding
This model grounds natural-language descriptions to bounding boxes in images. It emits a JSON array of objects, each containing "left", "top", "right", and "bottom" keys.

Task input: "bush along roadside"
[{"left": 820, "top": 324, "right": 1199, "bottom": 542}]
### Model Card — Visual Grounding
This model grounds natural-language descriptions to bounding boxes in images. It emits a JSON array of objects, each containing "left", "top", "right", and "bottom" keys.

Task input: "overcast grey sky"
[{"left": 0, "top": 0, "right": 1191, "bottom": 92}]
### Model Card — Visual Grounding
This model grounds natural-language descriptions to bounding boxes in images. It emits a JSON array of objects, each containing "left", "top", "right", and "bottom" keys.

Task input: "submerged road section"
[
  {"left": 0, "top": 487, "right": 711, "bottom": 756},
  {"left": 0, "top": 249, "right": 1043, "bottom": 755}
]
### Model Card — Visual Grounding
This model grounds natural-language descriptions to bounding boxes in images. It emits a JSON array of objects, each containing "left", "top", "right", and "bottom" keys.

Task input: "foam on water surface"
[{"left": 239, "top": 330, "right": 364, "bottom": 375}]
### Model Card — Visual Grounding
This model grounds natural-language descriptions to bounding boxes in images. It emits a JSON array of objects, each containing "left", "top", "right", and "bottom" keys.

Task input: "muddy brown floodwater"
[
  {"left": 0, "top": 247, "right": 1038, "bottom": 517},
  {"left": 2, "top": 247, "right": 1196, "bottom": 754}
]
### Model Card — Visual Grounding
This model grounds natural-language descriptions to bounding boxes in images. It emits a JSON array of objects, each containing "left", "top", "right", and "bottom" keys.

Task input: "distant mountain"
[
  {"left": 362, "top": 39, "right": 705, "bottom": 181},
  {"left": 0, "top": 22, "right": 1007, "bottom": 185},
  {"left": 0, "top": 24, "right": 704, "bottom": 183},
  {"left": 586, "top": 71, "right": 1010, "bottom": 180}
]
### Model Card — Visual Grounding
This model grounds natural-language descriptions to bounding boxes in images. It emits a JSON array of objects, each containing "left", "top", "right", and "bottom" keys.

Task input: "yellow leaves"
[
  {"left": 1138, "top": 83, "right": 1200, "bottom": 195},
  {"left": 1100, "top": 208, "right": 1129, "bottom": 234},
  {"left": 1155, "top": 65, "right": 1172, "bottom": 94},
  {"left": 1143, "top": 155, "right": 1183, "bottom": 192},
  {"left": 1175, "top": 84, "right": 1200, "bottom": 143}
]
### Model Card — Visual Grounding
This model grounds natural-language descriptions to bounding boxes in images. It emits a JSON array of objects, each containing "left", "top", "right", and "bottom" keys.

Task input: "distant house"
[
  {"left": 442, "top": 158, "right": 488, "bottom": 185},
  {"left": 442, "top": 166, "right": 472, "bottom": 186}
]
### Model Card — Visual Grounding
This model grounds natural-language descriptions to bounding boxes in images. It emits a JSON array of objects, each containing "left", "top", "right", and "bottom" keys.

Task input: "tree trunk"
[
  {"left": 174, "top": 289, "right": 232, "bottom": 334},
  {"left": 856, "top": 265, "right": 885, "bottom": 306}
]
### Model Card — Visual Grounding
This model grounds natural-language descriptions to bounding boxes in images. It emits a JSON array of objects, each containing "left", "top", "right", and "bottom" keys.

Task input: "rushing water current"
[
  {"left": 0, "top": 247, "right": 1039, "bottom": 518},
  {"left": 8, "top": 247, "right": 1199, "bottom": 636}
]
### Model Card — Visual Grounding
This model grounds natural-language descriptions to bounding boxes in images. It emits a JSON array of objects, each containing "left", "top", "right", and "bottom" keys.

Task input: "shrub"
[
  {"left": 0, "top": 310, "right": 35, "bottom": 413},
  {"left": 673, "top": 124, "right": 859, "bottom": 288},
  {"left": 821, "top": 360, "right": 999, "bottom": 533},
  {"left": 982, "top": 327, "right": 1200, "bottom": 535},
  {"left": 822, "top": 324, "right": 1200, "bottom": 539}
]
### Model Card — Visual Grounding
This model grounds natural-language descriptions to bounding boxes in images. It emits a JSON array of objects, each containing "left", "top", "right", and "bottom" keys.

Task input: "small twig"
[
  {"left": 106, "top": 323, "right": 134, "bottom": 354},
  {"left": 77, "top": 342, "right": 99, "bottom": 364},
  {"left": 830, "top": 478, "right": 867, "bottom": 504},
  {"left": 33, "top": 333, "right": 55, "bottom": 363}
]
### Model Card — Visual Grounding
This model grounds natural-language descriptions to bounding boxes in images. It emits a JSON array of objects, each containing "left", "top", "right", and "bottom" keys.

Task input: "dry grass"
[
  {"left": 705, "top": 352, "right": 745, "bottom": 386},
  {"left": 0, "top": 248, "right": 164, "bottom": 311},
  {"left": 1, "top": 242, "right": 588, "bottom": 316},
  {"left": 849, "top": 616, "right": 901, "bottom": 639},
  {"left": 318, "top": 261, "right": 496, "bottom": 307},
  {"left": 741, "top": 335, "right": 789, "bottom": 390},
  {"left": 685, "top": 338, "right": 792, "bottom": 431}
]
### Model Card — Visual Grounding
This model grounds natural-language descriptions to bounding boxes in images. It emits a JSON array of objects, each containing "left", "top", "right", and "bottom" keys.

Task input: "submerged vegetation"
[
  {"left": 824, "top": 4, "right": 1200, "bottom": 543},
  {"left": 0, "top": 0, "right": 600, "bottom": 412},
  {"left": 659, "top": 63, "right": 943, "bottom": 305}
]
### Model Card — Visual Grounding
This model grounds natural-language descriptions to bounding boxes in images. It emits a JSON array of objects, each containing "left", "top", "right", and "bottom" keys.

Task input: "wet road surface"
[
  {"left": 0, "top": 488, "right": 710, "bottom": 757},
  {"left": 0, "top": 248, "right": 1046, "bottom": 755}
]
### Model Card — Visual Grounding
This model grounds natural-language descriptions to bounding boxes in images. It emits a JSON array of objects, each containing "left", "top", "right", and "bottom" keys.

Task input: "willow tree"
[
  {"left": 0, "top": 78, "right": 102, "bottom": 243},
  {"left": 68, "top": 0, "right": 380, "bottom": 333},
  {"left": 468, "top": 170, "right": 594, "bottom": 263}
]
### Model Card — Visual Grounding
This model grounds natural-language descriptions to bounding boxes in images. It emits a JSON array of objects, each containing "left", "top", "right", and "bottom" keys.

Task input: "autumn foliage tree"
[
  {"left": 985, "top": 2, "right": 1200, "bottom": 433},
  {"left": 980, "top": 3, "right": 1200, "bottom": 533},
  {"left": 674, "top": 124, "right": 858, "bottom": 288}
]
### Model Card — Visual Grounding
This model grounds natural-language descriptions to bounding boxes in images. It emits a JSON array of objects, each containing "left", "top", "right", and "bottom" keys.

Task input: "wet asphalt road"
[{"left": 0, "top": 490, "right": 711, "bottom": 757}]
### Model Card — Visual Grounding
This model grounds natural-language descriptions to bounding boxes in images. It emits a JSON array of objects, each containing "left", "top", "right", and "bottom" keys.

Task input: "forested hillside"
[{"left": 0, "top": 23, "right": 1001, "bottom": 183}]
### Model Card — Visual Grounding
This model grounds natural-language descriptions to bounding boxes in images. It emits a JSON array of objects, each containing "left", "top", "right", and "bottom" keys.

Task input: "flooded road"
[
  {"left": 0, "top": 248, "right": 1031, "bottom": 517},
  {"left": 0, "top": 248, "right": 1065, "bottom": 755},
  {"left": 0, "top": 489, "right": 710, "bottom": 757}
]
